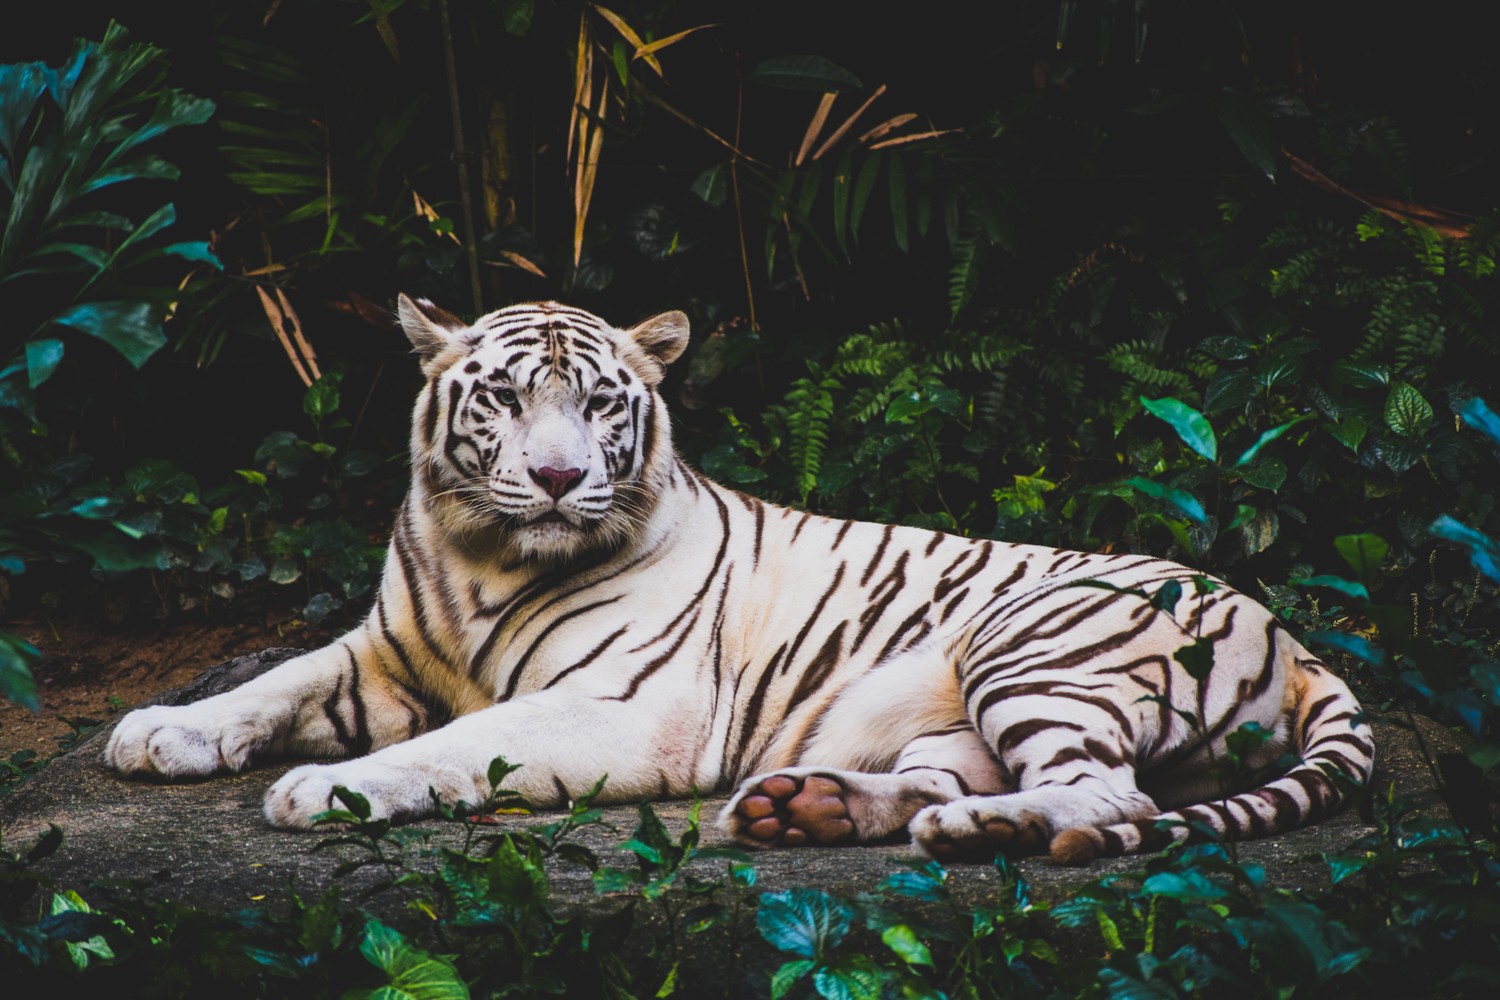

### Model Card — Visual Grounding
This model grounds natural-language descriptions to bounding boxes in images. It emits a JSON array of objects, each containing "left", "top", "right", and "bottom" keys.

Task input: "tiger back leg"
[
  {"left": 720, "top": 725, "right": 1008, "bottom": 848},
  {"left": 909, "top": 688, "right": 1158, "bottom": 862}
]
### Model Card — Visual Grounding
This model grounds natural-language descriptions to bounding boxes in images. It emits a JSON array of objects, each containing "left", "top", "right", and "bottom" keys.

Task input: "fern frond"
[
  {"left": 783, "top": 376, "right": 838, "bottom": 503},
  {"left": 1103, "top": 340, "right": 1191, "bottom": 392},
  {"left": 948, "top": 225, "right": 981, "bottom": 321}
]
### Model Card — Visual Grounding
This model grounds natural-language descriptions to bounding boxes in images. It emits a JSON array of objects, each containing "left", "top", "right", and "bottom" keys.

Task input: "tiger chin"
[{"left": 105, "top": 296, "right": 1374, "bottom": 867}]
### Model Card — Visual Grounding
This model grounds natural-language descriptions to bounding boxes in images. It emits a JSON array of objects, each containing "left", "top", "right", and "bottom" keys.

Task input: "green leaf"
[
  {"left": 812, "top": 959, "right": 883, "bottom": 1000},
  {"left": 51, "top": 301, "right": 165, "bottom": 368},
  {"left": 159, "top": 241, "right": 223, "bottom": 268},
  {"left": 884, "top": 391, "right": 931, "bottom": 424},
  {"left": 1384, "top": 383, "right": 1434, "bottom": 437},
  {"left": 1197, "top": 334, "right": 1254, "bottom": 360},
  {"left": 304, "top": 374, "right": 342, "bottom": 421},
  {"left": 1223, "top": 504, "right": 1257, "bottom": 533},
  {"left": 887, "top": 154, "right": 908, "bottom": 253},
  {"left": 1127, "top": 477, "right": 1207, "bottom": 525},
  {"left": 1095, "top": 909, "right": 1125, "bottom": 950},
  {"left": 1203, "top": 370, "right": 1256, "bottom": 414},
  {"left": 1332, "top": 361, "right": 1390, "bottom": 388},
  {"left": 1292, "top": 575, "right": 1370, "bottom": 602},
  {"left": 1334, "top": 533, "right": 1388, "bottom": 583},
  {"left": 0, "top": 630, "right": 42, "bottom": 712},
  {"left": 502, "top": 0, "right": 535, "bottom": 35},
  {"left": 1212, "top": 92, "right": 1278, "bottom": 181},
  {"left": 1237, "top": 456, "right": 1286, "bottom": 491},
  {"left": 487, "top": 836, "right": 548, "bottom": 910},
  {"left": 25, "top": 338, "right": 64, "bottom": 387},
  {"left": 849, "top": 154, "right": 881, "bottom": 244},
  {"left": 690, "top": 164, "right": 727, "bottom": 208},
  {"left": 758, "top": 888, "right": 852, "bottom": 958},
  {"left": 1150, "top": 578, "right": 1183, "bottom": 615},
  {"left": 770, "top": 959, "right": 816, "bottom": 1000},
  {"left": 1324, "top": 416, "right": 1367, "bottom": 452},
  {"left": 1468, "top": 742, "right": 1500, "bottom": 773},
  {"left": 1233, "top": 415, "right": 1310, "bottom": 467},
  {"left": 0, "top": 63, "right": 48, "bottom": 157},
  {"left": 750, "top": 55, "right": 862, "bottom": 92},
  {"left": 1174, "top": 636, "right": 1215, "bottom": 681},
  {"left": 1304, "top": 630, "right": 1386, "bottom": 667},
  {"left": 1429, "top": 515, "right": 1500, "bottom": 583},
  {"left": 51, "top": 890, "right": 115, "bottom": 968},
  {"left": 1242, "top": 509, "right": 1278, "bottom": 554},
  {"left": 881, "top": 924, "right": 933, "bottom": 966},
  {"left": 831, "top": 149, "right": 853, "bottom": 259},
  {"left": 358, "top": 919, "right": 470, "bottom": 1000},
  {"left": 1142, "top": 870, "right": 1230, "bottom": 901},
  {"left": 1140, "top": 396, "right": 1217, "bottom": 461},
  {"left": 1226, "top": 720, "right": 1273, "bottom": 764}
]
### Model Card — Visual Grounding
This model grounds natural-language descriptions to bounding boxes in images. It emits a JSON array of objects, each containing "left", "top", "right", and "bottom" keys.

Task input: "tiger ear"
[
  {"left": 397, "top": 294, "right": 465, "bottom": 363},
  {"left": 624, "top": 310, "right": 689, "bottom": 384}
]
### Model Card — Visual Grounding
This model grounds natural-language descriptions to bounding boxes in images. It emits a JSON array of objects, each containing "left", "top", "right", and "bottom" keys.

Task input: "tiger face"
[{"left": 398, "top": 296, "right": 688, "bottom": 562}]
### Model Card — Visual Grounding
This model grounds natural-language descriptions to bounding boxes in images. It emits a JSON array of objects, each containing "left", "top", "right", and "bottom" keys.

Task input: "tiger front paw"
[
  {"left": 263, "top": 760, "right": 434, "bottom": 830},
  {"left": 105, "top": 703, "right": 272, "bottom": 778}
]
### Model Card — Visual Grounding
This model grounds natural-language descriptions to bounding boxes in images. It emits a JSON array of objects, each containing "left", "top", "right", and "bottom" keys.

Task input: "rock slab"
[{"left": 0, "top": 648, "right": 1457, "bottom": 910}]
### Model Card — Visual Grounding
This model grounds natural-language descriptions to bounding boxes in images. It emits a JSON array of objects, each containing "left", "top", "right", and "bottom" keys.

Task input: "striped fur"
[{"left": 104, "top": 298, "right": 1374, "bottom": 865}]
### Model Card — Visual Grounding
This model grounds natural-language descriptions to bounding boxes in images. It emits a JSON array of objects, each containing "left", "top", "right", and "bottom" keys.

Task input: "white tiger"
[{"left": 105, "top": 297, "right": 1374, "bottom": 865}]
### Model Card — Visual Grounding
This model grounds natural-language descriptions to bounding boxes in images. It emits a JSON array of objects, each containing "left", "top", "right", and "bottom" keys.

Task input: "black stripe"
[
  {"left": 784, "top": 623, "right": 847, "bottom": 715},
  {"left": 501, "top": 595, "right": 626, "bottom": 699},
  {"left": 543, "top": 625, "right": 630, "bottom": 691},
  {"left": 781, "top": 563, "right": 847, "bottom": 674},
  {"left": 996, "top": 718, "right": 1087, "bottom": 757},
  {"left": 860, "top": 525, "right": 895, "bottom": 587}
]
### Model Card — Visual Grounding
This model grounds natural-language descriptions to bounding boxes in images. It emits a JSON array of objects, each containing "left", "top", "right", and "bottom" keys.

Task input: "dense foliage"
[{"left": 2, "top": 1, "right": 1499, "bottom": 995}]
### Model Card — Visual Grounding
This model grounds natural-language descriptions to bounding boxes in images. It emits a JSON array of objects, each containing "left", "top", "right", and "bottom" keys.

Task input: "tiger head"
[{"left": 397, "top": 295, "right": 689, "bottom": 562}]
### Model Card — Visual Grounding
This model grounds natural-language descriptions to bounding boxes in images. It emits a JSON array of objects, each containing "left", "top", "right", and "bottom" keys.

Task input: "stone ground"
[{"left": 1, "top": 647, "right": 1463, "bottom": 913}]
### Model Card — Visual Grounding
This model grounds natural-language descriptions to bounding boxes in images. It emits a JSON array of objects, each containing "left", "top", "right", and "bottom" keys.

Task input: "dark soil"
[{"left": 0, "top": 610, "right": 342, "bottom": 760}]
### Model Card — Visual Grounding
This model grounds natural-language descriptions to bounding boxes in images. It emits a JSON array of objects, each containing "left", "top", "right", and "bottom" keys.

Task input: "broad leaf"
[
  {"left": 358, "top": 919, "right": 470, "bottom": 1000},
  {"left": 1334, "top": 533, "right": 1388, "bottom": 583},
  {"left": 881, "top": 924, "right": 933, "bottom": 966},
  {"left": 1212, "top": 92, "right": 1278, "bottom": 181},
  {"left": 1140, "top": 396, "right": 1217, "bottom": 461},
  {"left": 1292, "top": 575, "right": 1370, "bottom": 602},
  {"left": 51, "top": 300, "right": 165, "bottom": 368},
  {"left": 0, "top": 630, "right": 42, "bottom": 712},
  {"left": 1304, "top": 630, "right": 1386, "bottom": 667},
  {"left": 757, "top": 888, "right": 852, "bottom": 958},
  {"left": 1174, "top": 636, "right": 1216, "bottom": 681},
  {"left": 1429, "top": 515, "right": 1500, "bottom": 583},
  {"left": 1383, "top": 383, "right": 1434, "bottom": 437},
  {"left": 1324, "top": 416, "right": 1367, "bottom": 453},
  {"left": 1127, "top": 477, "right": 1207, "bottom": 525},
  {"left": 1240, "top": 508, "right": 1279, "bottom": 555},
  {"left": 24, "top": 338, "right": 64, "bottom": 387}
]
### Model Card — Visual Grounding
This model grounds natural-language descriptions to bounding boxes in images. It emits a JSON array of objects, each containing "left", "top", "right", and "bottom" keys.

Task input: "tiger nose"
[{"left": 529, "top": 466, "right": 585, "bottom": 499}]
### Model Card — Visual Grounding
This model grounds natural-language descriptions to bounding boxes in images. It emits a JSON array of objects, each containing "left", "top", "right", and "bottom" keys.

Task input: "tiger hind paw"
[
  {"left": 720, "top": 772, "right": 856, "bottom": 848},
  {"left": 909, "top": 801, "right": 1050, "bottom": 862}
]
